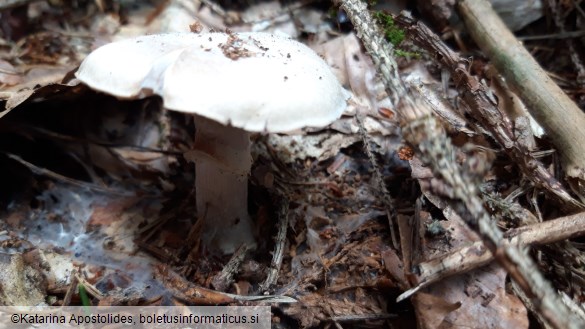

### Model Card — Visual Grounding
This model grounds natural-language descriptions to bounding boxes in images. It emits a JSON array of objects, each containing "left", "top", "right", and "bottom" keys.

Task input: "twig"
[
  {"left": 154, "top": 265, "right": 296, "bottom": 304},
  {"left": 518, "top": 30, "right": 585, "bottom": 41},
  {"left": 329, "top": 313, "right": 396, "bottom": 322},
  {"left": 355, "top": 114, "right": 399, "bottom": 249},
  {"left": 457, "top": 0, "right": 585, "bottom": 184},
  {"left": 397, "top": 208, "right": 416, "bottom": 277},
  {"left": 75, "top": 273, "right": 104, "bottom": 301},
  {"left": 211, "top": 244, "right": 250, "bottom": 292},
  {"left": 6, "top": 153, "right": 135, "bottom": 196},
  {"left": 334, "top": 1, "right": 584, "bottom": 328},
  {"left": 260, "top": 197, "right": 289, "bottom": 292},
  {"left": 399, "top": 210, "right": 585, "bottom": 301},
  {"left": 546, "top": 0, "right": 585, "bottom": 84},
  {"left": 394, "top": 13, "right": 584, "bottom": 211},
  {"left": 402, "top": 111, "right": 583, "bottom": 329},
  {"left": 62, "top": 270, "right": 79, "bottom": 306},
  {"left": 333, "top": 0, "right": 408, "bottom": 108},
  {"left": 512, "top": 281, "right": 553, "bottom": 329},
  {"left": 403, "top": 74, "right": 475, "bottom": 136}
]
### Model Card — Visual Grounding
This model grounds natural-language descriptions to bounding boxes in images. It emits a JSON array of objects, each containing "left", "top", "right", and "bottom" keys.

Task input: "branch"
[
  {"left": 399, "top": 210, "right": 585, "bottom": 301},
  {"left": 393, "top": 13, "right": 584, "bottom": 211},
  {"left": 457, "top": 0, "right": 585, "bottom": 184},
  {"left": 333, "top": 1, "right": 585, "bottom": 327}
]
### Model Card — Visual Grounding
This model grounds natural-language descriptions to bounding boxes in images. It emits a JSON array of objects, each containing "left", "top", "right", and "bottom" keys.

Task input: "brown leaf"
[
  {"left": 0, "top": 60, "right": 22, "bottom": 86},
  {"left": 413, "top": 264, "right": 528, "bottom": 329}
]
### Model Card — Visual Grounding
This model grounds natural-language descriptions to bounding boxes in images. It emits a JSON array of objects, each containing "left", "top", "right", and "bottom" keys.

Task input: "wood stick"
[
  {"left": 260, "top": 198, "right": 289, "bottom": 292},
  {"left": 393, "top": 13, "right": 583, "bottom": 211},
  {"left": 457, "top": 0, "right": 585, "bottom": 183},
  {"left": 333, "top": 1, "right": 584, "bottom": 327},
  {"left": 398, "top": 211, "right": 585, "bottom": 301}
]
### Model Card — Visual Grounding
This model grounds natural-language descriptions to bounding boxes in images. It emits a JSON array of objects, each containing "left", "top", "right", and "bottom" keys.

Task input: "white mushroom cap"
[{"left": 76, "top": 32, "right": 349, "bottom": 132}]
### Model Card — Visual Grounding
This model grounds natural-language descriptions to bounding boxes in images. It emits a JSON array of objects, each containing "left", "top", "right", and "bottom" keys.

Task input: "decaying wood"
[
  {"left": 154, "top": 265, "right": 296, "bottom": 304},
  {"left": 402, "top": 111, "right": 582, "bottom": 329},
  {"left": 394, "top": 13, "right": 584, "bottom": 212},
  {"left": 334, "top": 0, "right": 584, "bottom": 327},
  {"left": 211, "top": 244, "right": 250, "bottom": 292},
  {"left": 457, "top": 0, "right": 585, "bottom": 185},
  {"left": 260, "top": 197, "right": 289, "bottom": 292},
  {"left": 62, "top": 270, "right": 79, "bottom": 306},
  {"left": 399, "top": 210, "right": 585, "bottom": 301}
]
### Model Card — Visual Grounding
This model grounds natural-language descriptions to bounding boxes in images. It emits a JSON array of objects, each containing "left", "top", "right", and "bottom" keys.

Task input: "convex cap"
[{"left": 76, "top": 32, "right": 349, "bottom": 132}]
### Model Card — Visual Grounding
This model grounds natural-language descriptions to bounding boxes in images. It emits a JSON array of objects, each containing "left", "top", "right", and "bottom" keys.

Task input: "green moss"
[
  {"left": 373, "top": 11, "right": 405, "bottom": 46},
  {"left": 372, "top": 11, "right": 420, "bottom": 58},
  {"left": 327, "top": 7, "right": 338, "bottom": 20},
  {"left": 395, "top": 49, "right": 420, "bottom": 59}
]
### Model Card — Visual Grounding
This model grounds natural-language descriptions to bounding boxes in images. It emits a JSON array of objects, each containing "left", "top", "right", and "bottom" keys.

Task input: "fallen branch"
[
  {"left": 457, "top": 0, "right": 585, "bottom": 184},
  {"left": 398, "top": 210, "right": 585, "bottom": 301},
  {"left": 333, "top": 1, "right": 584, "bottom": 327},
  {"left": 393, "top": 13, "right": 584, "bottom": 211},
  {"left": 154, "top": 265, "right": 296, "bottom": 304},
  {"left": 211, "top": 244, "right": 250, "bottom": 292}
]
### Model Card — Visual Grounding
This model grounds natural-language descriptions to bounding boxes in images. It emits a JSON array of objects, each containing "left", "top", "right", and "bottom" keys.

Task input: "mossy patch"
[
  {"left": 373, "top": 11, "right": 419, "bottom": 58},
  {"left": 373, "top": 11, "right": 405, "bottom": 46}
]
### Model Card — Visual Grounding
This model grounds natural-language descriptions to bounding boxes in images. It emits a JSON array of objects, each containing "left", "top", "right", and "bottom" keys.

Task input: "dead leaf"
[
  {"left": 413, "top": 264, "right": 528, "bottom": 329},
  {"left": 0, "top": 59, "right": 22, "bottom": 86}
]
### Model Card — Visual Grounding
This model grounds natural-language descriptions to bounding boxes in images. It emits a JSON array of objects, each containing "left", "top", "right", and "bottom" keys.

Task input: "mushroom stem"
[{"left": 187, "top": 115, "right": 256, "bottom": 254}]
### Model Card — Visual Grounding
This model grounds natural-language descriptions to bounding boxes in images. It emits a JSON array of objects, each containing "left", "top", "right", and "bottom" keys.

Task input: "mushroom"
[{"left": 75, "top": 32, "right": 349, "bottom": 254}]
